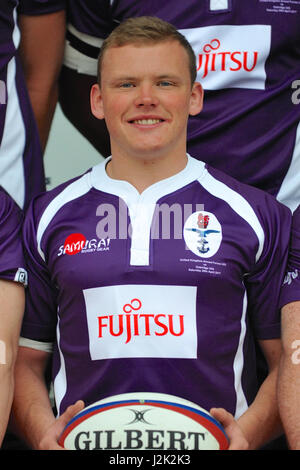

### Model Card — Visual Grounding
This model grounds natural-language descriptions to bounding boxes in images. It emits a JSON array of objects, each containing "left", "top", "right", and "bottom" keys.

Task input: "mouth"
[{"left": 128, "top": 118, "right": 165, "bottom": 125}]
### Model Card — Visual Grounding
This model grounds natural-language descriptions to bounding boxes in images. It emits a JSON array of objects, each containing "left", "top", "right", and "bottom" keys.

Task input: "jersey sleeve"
[
  {"left": 245, "top": 197, "right": 292, "bottom": 340},
  {"left": 0, "top": 187, "right": 27, "bottom": 285},
  {"left": 66, "top": 0, "right": 112, "bottom": 39},
  {"left": 279, "top": 205, "right": 300, "bottom": 308},
  {"left": 18, "top": 0, "right": 66, "bottom": 16},
  {"left": 21, "top": 196, "right": 58, "bottom": 343}
]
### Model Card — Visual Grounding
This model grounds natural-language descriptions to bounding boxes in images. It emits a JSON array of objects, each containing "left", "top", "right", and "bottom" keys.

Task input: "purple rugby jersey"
[
  {"left": 0, "top": 186, "right": 27, "bottom": 285},
  {"left": 64, "top": 0, "right": 300, "bottom": 211},
  {"left": 21, "top": 155, "right": 291, "bottom": 417},
  {"left": 280, "top": 205, "right": 300, "bottom": 307},
  {"left": 0, "top": 1, "right": 65, "bottom": 209}
]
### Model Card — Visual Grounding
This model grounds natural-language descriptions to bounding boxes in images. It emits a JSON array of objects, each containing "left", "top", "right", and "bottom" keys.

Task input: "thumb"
[
  {"left": 210, "top": 407, "right": 249, "bottom": 450},
  {"left": 210, "top": 407, "right": 234, "bottom": 427},
  {"left": 59, "top": 400, "right": 85, "bottom": 429}
]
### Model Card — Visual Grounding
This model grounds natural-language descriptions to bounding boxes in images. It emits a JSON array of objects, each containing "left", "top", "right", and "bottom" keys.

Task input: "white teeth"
[{"left": 133, "top": 119, "right": 161, "bottom": 125}]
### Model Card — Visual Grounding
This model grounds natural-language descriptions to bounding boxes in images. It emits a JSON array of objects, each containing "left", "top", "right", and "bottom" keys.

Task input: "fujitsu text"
[
  {"left": 197, "top": 39, "right": 258, "bottom": 79},
  {"left": 98, "top": 313, "right": 184, "bottom": 345}
]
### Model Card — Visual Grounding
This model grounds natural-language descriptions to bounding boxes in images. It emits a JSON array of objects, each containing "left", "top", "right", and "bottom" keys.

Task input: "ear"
[
  {"left": 90, "top": 83, "right": 105, "bottom": 120},
  {"left": 189, "top": 82, "right": 204, "bottom": 117}
]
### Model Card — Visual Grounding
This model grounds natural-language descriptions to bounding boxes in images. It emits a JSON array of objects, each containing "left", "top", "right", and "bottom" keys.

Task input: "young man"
[
  {"left": 278, "top": 205, "right": 300, "bottom": 449},
  {"left": 0, "top": 188, "right": 27, "bottom": 446},
  {"left": 13, "top": 17, "right": 291, "bottom": 450}
]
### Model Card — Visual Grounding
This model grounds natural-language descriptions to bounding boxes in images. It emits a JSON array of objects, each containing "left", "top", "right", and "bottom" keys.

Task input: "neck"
[{"left": 106, "top": 151, "right": 188, "bottom": 193}]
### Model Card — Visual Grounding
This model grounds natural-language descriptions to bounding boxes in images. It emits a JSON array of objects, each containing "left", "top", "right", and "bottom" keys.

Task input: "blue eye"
[
  {"left": 120, "top": 82, "right": 134, "bottom": 88},
  {"left": 158, "top": 81, "right": 172, "bottom": 87}
]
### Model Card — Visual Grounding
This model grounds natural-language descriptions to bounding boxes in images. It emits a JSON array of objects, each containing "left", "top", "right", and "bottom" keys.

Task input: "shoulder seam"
[
  {"left": 36, "top": 173, "right": 92, "bottom": 261},
  {"left": 197, "top": 170, "right": 265, "bottom": 263}
]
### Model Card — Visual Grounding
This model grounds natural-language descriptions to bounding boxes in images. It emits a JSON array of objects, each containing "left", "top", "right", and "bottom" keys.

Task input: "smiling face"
[{"left": 91, "top": 40, "right": 203, "bottom": 166}]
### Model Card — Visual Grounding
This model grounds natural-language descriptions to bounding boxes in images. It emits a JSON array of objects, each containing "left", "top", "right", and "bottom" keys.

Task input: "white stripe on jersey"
[
  {"left": 199, "top": 171, "right": 265, "bottom": 263},
  {"left": 276, "top": 121, "right": 300, "bottom": 213},
  {"left": 64, "top": 24, "right": 103, "bottom": 75},
  {"left": 37, "top": 173, "right": 92, "bottom": 261},
  {"left": 53, "top": 313, "right": 67, "bottom": 416},
  {"left": 0, "top": 6, "right": 24, "bottom": 207},
  {"left": 12, "top": 6, "right": 20, "bottom": 48},
  {"left": 199, "top": 172, "right": 265, "bottom": 416},
  {"left": 19, "top": 336, "right": 53, "bottom": 353},
  {"left": 0, "top": 56, "right": 25, "bottom": 208},
  {"left": 233, "top": 290, "right": 248, "bottom": 418}
]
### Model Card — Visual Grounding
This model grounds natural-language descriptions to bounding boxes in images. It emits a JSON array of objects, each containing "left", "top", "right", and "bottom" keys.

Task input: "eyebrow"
[
  {"left": 156, "top": 74, "right": 182, "bottom": 82},
  {"left": 108, "top": 74, "right": 183, "bottom": 84}
]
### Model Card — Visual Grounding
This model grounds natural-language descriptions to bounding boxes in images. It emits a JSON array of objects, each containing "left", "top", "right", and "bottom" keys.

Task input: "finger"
[
  {"left": 55, "top": 401, "right": 85, "bottom": 449},
  {"left": 210, "top": 408, "right": 248, "bottom": 450},
  {"left": 59, "top": 400, "right": 85, "bottom": 428},
  {"left": 210, "top": 407, "right": 234, "bottom": 427}
]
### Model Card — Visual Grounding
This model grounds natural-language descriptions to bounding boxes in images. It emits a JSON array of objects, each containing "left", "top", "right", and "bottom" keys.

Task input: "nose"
[{"left": 134, "top": 82, "right": 159, "bottom": 107}]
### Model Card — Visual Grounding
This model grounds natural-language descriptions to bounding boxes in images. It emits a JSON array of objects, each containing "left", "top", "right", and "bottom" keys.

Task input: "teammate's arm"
[
  {"left": 211, "top": 338, "right": 282, "bottom": 450},
  {"left": 278, "top": 301, "right": 300, "bottom": 449},
  {"left": 238, "top": 337, "right": 282, "bottom": 449},
  {"left": 12, "top": 346, "right": 84, "bottom": 450},
  {"left": 0, "top": 281, "right": 24, "bottom": 446},
  {"left": 18, "top": 10, "right": 66, "bottom": 152}
]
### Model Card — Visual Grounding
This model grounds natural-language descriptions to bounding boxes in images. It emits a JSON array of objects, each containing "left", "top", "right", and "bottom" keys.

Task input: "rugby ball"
[{"left": 59, "top": 392, "right": 229, "bottom": 450}]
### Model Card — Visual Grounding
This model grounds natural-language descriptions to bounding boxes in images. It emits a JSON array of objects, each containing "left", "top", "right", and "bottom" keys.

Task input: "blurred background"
[{"left": 44, "top": 104, "right": 104, "bottom": 190}]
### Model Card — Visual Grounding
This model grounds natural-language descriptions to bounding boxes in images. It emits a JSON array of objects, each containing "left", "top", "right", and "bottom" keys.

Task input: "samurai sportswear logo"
[
  {"left": 57, "top": 233, "right": 110, "bottom": 256},
  {"left": 184, "top": 211, "right": 222, "bottom": 258}
]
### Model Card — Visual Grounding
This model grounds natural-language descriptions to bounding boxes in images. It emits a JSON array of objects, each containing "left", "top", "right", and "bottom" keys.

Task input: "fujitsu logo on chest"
[
  {"left": 197, "top": 38, "right": 258, "bottom": 79},
  {"left": 97, "top": 298, "right": 185, "bottom": 345},
  {"left": 181, "top": 24, "right": 271, "bottom": 90}
]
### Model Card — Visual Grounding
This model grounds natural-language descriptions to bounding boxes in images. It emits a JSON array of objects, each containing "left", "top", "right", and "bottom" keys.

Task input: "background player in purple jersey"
[
  {"left": 0, "top": 188, "right": 27, "bottom": 446},
  {"left": 13, "top": 17, "right": 290, "bottom": 450},
  {"left": 56, "top": 0, "right": 300, "bottom": 212},
  {"left": 0, "top": 0, "right": 65, "bottom": 210},
  {"left": 277, "top": 206, "right": 300, "bottom": 449}
]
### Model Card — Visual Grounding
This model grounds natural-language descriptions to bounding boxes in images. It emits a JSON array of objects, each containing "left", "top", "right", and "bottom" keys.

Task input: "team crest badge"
[{"left": 183, "top": 211, "right": 222, "bottom": 258}]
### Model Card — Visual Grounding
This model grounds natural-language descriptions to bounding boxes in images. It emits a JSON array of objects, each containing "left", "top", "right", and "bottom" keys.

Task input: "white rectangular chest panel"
[
  {"left": 181, "top": 24, "right": 271, "bottom": 90},
  {"left": 83, "top": 284, "right": 198, "bottom": 360}
]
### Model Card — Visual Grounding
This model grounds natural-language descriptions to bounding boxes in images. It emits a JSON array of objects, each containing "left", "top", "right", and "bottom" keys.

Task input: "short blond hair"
[{"left": 97, "top": 16, "right": 197, "bottom": 86}]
